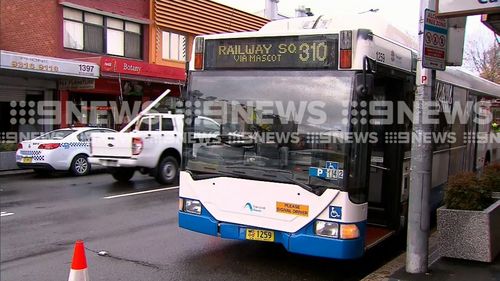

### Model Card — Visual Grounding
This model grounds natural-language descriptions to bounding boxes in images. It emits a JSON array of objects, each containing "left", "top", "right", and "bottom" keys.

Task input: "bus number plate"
[{"left": 246, "top": 229, "right": 274, "bottom": 242}]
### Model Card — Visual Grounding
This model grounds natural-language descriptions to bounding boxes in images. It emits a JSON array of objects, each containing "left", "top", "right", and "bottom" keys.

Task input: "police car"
[{"left": 16, "top": 127, "right": 116, "bottom": 176}]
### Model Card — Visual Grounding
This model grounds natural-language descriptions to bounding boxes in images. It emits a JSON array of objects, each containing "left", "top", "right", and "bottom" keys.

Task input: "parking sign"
[{"left": 423, "top": 9, "right": 448, "bottom": 70}]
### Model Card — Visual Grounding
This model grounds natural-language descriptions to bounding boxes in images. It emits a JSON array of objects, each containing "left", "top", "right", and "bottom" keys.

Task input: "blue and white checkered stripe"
[
  {"left": 17, "top": 152, "right": 44, "bottom": 161},
  {"left": 33, "top": 155, "right": 45, "bottom": 161},
  {"left": 60, "top": 142, "right": 90, "bottom": 149},
  {"left": 19, "top": 150, "right": 42, "bottom": 156}
]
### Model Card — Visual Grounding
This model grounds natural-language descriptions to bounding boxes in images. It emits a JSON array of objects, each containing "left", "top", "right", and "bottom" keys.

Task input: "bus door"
[{"left": 367, "top": 67, "right": 413, "bottom": 235}]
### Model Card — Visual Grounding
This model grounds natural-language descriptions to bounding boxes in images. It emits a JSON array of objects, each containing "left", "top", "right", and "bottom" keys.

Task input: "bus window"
[{"left": 184, "top": 70, "right": 353, "bottom": 192}]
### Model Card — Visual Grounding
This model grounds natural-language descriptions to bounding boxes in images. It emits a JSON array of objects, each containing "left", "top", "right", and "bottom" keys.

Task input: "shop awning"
[
  {"left": 0, "top": 50, "right": 100, "bottom": 79},
  {"left": 79, "top": 56, "right": 186, "bottom": 85},
  {"left": 482, "top": 13, "right": 500, "bottom": 36}
]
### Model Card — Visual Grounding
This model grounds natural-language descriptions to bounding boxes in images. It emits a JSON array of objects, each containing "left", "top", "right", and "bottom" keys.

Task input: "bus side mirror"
[{"left": 355, "top": 73, "right": 374, "bottom": 98}]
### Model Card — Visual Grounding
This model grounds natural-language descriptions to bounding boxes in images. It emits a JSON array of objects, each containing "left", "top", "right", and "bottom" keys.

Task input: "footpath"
[{"left": 363, "top": 231, "right": 500, "bottom": 281}]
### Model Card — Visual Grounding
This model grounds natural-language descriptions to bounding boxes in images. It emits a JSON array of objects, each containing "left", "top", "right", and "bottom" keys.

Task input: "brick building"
[{"left": 0, "top": 0, "right": 267, "bottom": 137}]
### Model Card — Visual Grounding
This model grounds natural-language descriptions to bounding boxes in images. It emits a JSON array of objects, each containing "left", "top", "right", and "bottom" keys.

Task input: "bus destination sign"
[{"left": 204, "top": 35, "right": 339, "bottom": 70}]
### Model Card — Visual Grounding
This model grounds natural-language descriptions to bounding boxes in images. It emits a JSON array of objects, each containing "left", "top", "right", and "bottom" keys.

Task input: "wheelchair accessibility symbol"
[{"left": 329, "top": 206, "right": 342, "bottom": 220}]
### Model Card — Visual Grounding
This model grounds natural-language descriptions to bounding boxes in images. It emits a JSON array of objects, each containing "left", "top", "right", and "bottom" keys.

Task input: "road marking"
[
  {"left": 1, "top": 211, "right": 14, "bottom": 217},
  {"left": 103, "top": 186, "right": 179, "bottom": 199}
]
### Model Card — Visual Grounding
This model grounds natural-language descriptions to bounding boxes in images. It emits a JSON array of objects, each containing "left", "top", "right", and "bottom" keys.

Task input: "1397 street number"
[
  {"left": 245, "top": 229, "right": 275, "bottom": 242},
  {"left": 79, "top": 64, "right": 94, "bottom": 72}
]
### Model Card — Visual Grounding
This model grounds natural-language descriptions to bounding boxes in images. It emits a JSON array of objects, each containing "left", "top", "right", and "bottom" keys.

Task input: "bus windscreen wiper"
[
  {"left": 223, "top": 165, "right": 315, "bottom": 193},
  {"left": 189, "top": 167, "right": 270, "bottom": 182},
  {"left": 219, "top": 134, "right": 254, "bottom": 147}
]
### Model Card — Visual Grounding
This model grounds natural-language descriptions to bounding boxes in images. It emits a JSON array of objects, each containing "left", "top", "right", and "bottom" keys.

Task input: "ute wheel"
[
  {"left": 70, "top": 154, "right": 90, "bottom": 176},
  {"left": 155, "top": 156, "right": 179, "bottom": 185},
  {"left": 111, "top": 168, "right": 135, "bottom": 182}
]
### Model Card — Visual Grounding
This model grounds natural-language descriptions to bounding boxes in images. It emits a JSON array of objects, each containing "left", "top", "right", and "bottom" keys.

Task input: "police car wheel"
[
  {"left": 111, "top": 168, "right": 135, "bottom": 182},
  {"left": 155, "top": 156, "right": 178, "bottom": 185},
  {"left": 71, "top": 154, "right": 90, "bottom": 176}
]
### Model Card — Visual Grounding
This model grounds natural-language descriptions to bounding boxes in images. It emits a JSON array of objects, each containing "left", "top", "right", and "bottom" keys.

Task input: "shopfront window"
[{"left": 63, "top": 7, "right": 142, "bottom": 59}]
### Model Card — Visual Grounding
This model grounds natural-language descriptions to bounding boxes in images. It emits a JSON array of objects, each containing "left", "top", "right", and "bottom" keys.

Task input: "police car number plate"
[{"left": 22, "top": 157, "right": 32, "bottom": 163}]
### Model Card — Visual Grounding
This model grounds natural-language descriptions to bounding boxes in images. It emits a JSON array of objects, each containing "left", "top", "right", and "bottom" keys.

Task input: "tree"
[{"left": 465, "top": 40, "right": 500, "bottom": 84}]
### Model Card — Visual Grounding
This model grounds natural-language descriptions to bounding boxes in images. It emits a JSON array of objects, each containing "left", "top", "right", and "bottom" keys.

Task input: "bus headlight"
[
  {"left": 184, "top": 199, "right": 202, "bottom": 215},
  {"left": 314, "top": 220, "right": 339, "bottom": 238}
]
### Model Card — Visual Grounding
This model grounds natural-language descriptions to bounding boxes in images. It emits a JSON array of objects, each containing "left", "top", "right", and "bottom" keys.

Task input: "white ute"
[{"left": 89, "top": 90, "right": 183, "bottom": 184}]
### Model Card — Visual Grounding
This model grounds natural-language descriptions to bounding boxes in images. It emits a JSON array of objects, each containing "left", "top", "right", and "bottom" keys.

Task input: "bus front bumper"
[{"left": 178, "top": 208, "right": 366, "bottom": 260}]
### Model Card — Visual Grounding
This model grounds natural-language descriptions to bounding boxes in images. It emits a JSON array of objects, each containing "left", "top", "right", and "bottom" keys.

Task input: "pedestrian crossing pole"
[{"left": 406, "top": 0, "right": 435, "bottom": 274}]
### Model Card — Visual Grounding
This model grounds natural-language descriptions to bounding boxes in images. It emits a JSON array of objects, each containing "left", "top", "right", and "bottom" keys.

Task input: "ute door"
[
  {"left": 160, "top": 116, "right": 182, "bottom": 152},
  {"left": 139, "top": 115, "right": 181, "bottom": 165},
  {"left": 136, "top": 116, "right": 160, "bottom": 165}
]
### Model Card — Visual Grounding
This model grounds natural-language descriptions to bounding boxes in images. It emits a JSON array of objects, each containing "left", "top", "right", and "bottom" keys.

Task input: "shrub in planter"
[
  {"left": 439, "top": 171, "right": 500, "bottom": 262},
  {"left": 444, "top": 172, "right": 491, "bottom": 210},
  {"left": 481, "top": 163, "right": 500, "bottom": 193},
  {"left": 0, "top": 143, "right": 18, "bottom": 152}
]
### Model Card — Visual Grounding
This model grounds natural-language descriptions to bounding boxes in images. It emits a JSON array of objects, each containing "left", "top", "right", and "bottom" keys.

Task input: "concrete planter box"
[
  {"left": 437, "top": 200, "right": 500, "bottom": 262},
  {"left": 0, "top": 151, "right": 18, "bottom": 171}
]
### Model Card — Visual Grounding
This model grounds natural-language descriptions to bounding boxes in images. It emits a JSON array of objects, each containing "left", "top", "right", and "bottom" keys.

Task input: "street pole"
[{"left": 406, "top": 0, "right": 435, "bottom": 274}]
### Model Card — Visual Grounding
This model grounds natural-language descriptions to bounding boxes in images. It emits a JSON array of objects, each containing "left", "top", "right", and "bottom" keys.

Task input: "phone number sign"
[
  {"left": 423, "top": 9, "right": 448, "bottom": 70},
  {"left": 0, "top": 50, "right": 99, "bottom": 78}
]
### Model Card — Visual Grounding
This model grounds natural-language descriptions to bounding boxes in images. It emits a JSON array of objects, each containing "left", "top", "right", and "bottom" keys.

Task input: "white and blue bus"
[{"left": 178, "top": 14, "right": 500, "bottom": 259}]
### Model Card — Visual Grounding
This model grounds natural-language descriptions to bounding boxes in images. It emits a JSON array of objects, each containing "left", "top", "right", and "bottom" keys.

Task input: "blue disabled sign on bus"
[
  {"left": 309, "top": 161, "right": 344, "bottom": 180},
  {"left": 329, "top": 206, "right": 342, "bottom": 220},
  {"left": 423, "top": 9, "right": 448, "bottom": 70}
]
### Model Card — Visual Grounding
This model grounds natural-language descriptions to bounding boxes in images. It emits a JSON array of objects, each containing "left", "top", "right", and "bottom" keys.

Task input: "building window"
[
  {"left": 125, "top": 22, "right": 141, "bottom": 59},
  {"left": 161, "top": 31, "right": 187, "bottom": 61},
  {"left": 63, "top": 7, "right": 142, "bottom": 59},
  {"left": 84, "top": 13, "right": 104, "bottom": 53}
]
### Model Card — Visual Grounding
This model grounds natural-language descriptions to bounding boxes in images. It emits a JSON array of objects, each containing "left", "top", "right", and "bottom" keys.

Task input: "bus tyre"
[
  {"left": 155, "top": 156, "right": 179, "bottom": 185},
  {"left": 70, "top": 154, "right": 90, "bottom": 176},
  {"left": 111, "top": 168, "right": 135, "bottom": 182}
]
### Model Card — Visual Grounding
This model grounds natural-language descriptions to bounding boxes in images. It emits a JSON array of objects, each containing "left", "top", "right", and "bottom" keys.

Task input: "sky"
[{"left": 213, "top": 0, "right": 498, "bottom": 72}]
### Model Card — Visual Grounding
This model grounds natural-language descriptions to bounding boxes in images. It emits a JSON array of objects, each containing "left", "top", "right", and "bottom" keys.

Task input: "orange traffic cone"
[{"left": 68, "top": 240, "right": 90, "bottom": 281}]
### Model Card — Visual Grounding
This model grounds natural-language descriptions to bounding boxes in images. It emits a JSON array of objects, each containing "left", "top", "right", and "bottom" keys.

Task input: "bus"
[{"left": 178, "top": 14, "right": 500, "bottom": 259}]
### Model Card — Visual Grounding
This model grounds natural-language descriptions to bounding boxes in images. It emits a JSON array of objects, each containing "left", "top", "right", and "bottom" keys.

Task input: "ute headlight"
[
  {"left": 314, "top": 220, "right": 339, "bottom": 238},
  {"left": 184, "top": 199, "right": 202, "bottom": 215}
]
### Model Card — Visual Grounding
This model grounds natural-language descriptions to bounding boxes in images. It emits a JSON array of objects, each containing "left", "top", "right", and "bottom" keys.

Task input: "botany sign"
[{"left": 436, "top": 0, "right": 500, "bottom": 17}]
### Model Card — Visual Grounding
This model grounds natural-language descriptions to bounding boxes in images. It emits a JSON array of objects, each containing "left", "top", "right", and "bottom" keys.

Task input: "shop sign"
[
  {"left": 0, "top": 50, "right": 100, "bottom": 78},
  {"left": 100, "top": 57, "right": 186, "bottom": 81},
  {"left": 59, "top": 79, "right": 96, "bottom": 90},
  {"left": 437, "top": 0, "right": 500, "bottom": 17}
]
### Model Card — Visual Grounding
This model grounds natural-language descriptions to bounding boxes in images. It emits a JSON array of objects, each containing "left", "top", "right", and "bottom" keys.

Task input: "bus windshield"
[{"left": 184, "top": 70, "right": 354, "bottom": 192}]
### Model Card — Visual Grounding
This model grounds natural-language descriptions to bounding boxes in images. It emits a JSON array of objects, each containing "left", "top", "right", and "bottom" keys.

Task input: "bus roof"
[
  {"left": 260, "top": 13, "right": 418, "bottom": 50},
  {"left": 200, "top": 13, "right": 417, "bottom": 49},
  {"left": 437, "top": 68, "right": 500, "bottom": 99},
  {"left": 196, "top": 13, "right": 500, "bottom": 98}
]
